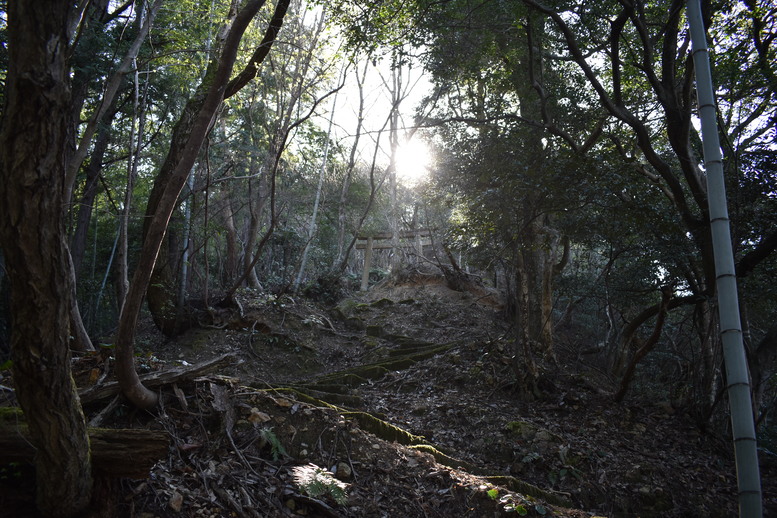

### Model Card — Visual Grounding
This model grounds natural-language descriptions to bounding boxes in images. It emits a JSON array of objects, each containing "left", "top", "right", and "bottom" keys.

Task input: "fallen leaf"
[
  {"left": 169, "top": 491, "right": 183, "bottom": 512},
  {"left": 249, "top": 408, "right": 272, "bottom": 424},
  {"left": 274, "top": 397, "right": 293, "bottom": 408}
]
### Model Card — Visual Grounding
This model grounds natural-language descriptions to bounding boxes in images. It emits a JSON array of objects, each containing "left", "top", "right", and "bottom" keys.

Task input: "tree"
[
  {"left": 115, "top": 0, "right": 291, "bottom": 409},
  {"left": 514, "top": 0, "right": 777, "bottom": 421},
  {"left": 405, "top": 0, "right": 579, "bottom": 392},
  {"left": 0, "top": 1, "right": 93, "bottom": 515}
]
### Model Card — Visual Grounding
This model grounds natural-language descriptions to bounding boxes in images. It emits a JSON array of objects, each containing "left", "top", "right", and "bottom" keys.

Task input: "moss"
[
  {"left": 187, "top": 328, "right": 213, "bottom": 353},
  {"left": 261, "top": 387, "right": 340, "bottom": 411},
  {"left": 292, "top": 388, "right": 362, "bottom": 408},
  {"left": 384, "top": 334, "right": 431, "bottom": 347},
  {"left": 300, "top": 383, "right": 352, "bottom": 394},
  {"left": 365, "top": 325, "right": 385, "bottom": 337},
  {"left": 386, "top": 341, "right": 447, "bottom": 358},
  {"left": 409, "top": 444, "right": 476, "bottom": 471},
  {"left": 484, "top": 476, "right": 572, "bottom": 508},
  {"left": 361, "top": 336, "right": 379, "bottom": 348},
  {"left": 314, "top": 373, "right": 370, "bottom": 387},
  {"left": 340, "top": 411, "right": 424, "bottom": 445},
  {"left": 505, "top": 420, "right": 540, "bottom": 440},
  {"left": 0, "top": 407, "right": 23, "bottom": 421},
  {"left": 344, "top": 364, "right": 390, "bottom": 380},
  {"left": 345, "top": 317, "right": 366, "bottom": 330},
  {"left": 258, "top": 388, "right": 569, "bottom": 512}
]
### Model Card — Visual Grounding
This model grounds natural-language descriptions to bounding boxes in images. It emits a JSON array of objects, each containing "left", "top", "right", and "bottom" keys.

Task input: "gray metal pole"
[{"left": 686, "top": 1, "right": 762, "bottom": 516}]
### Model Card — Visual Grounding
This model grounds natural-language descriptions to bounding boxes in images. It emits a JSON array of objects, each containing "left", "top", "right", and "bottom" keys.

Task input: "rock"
[
  {"left": 335, "top": 461, "right": 352, "bottom": 480},
  {"left": 534, "top": 430, "right": 554, "bottom": 442}
]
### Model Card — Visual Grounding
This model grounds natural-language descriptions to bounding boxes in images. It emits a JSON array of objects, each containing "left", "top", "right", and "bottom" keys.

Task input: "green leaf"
[
  {"left": 292, "top": 463, "right": 348, "bottom": 505},
  {"left": 487, "top": 488, "right": 499, "bottom": 500}
]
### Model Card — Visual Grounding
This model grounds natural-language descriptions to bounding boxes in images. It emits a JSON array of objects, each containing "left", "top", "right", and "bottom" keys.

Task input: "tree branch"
[
  {"left": 736, "top": 229, "right": 777, "bottom": 278},
  {"left": 224, "top": 0, "right": 291, "bottom": 99}
]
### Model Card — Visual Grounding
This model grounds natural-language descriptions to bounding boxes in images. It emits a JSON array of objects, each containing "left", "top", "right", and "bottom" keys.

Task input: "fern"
[
  {"left": 292, "top": 463, "right": 348, "bottom": 505},
  {"left": 259, "top": 427, "right": 289, "bottom": 461}
]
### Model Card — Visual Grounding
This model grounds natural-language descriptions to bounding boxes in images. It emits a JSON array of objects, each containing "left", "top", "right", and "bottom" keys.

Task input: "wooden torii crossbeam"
[{"left": 356, "top": 229, "right": 433, "bottom": 290}]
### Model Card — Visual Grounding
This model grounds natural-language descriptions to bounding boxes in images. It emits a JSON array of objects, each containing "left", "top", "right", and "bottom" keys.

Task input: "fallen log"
[
  {"left": 79, "top": 352, "right": 239, "bottom": 404},
  {"left": 0, "top": 423, "right": 169, "bottom": 478}
]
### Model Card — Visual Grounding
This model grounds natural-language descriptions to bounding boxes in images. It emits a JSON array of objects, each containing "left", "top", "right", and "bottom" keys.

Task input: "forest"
[{"left": 0, "top": 0, "right": 775, "bottom": 516}]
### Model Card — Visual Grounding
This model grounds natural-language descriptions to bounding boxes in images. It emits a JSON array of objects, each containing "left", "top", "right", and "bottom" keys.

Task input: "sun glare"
[{"left": 395, "top": 138, "right": 433, "bottom": 185}]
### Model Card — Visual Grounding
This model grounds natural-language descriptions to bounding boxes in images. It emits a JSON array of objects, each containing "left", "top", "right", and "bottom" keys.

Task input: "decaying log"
[
  {"left": 0, "top": 423, "right": 169, "bottom": 478},
  {"left": 79, "top": 352, "right": 239, "bottom": 404}
]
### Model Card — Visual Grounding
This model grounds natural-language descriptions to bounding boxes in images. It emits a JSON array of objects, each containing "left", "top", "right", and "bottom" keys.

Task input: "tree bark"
[
  {"left": 0, "top": 424, "right": 169, "bottom": 479},
  {"left": 0, "top": 1, "right": 93, "bottom": 515},
  {"left": 540, "top": 233, "right": 569, "bottom": 360},
  {"left": 221, "top": 191, "right": 240, "bottom": 285},
  {"left": 614, "top": 287, "right": 672, "bottom": 402},
  {"left": 79, "top": 352, "right": 237, "bottom": 404}
]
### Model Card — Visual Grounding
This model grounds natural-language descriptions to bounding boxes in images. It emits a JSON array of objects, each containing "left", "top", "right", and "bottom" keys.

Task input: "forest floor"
[{"left": 2, "top": 265, "right": 777, "bottom": 517}]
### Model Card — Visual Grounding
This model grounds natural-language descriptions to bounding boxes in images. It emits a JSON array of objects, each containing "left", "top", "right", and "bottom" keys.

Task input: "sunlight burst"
[{"left": 395, "top": 138, "right": 434, "bottom": 185}]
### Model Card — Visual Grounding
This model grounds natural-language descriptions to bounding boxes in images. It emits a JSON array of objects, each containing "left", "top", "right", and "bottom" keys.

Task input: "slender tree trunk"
[
  {"left": 70, "top": 119, "right": 112, "bottom": 277},
  {"left": 332, "top": 62, "right": 368, "bottom": 270},
  {"left": 243, "top": 152, "right": 267, "bottom": 288},
  {"left": 751, "top": 324, "right": 777, "bottom": 424},
  {"left": 540, "top": 233, "right": 568, "bottom": 361},
  {"left": 221, "top": 189, "right": 240, "bottom": 285},
  {"left": 387, "top": 62, "right": 403, "bottom": 272},
  {"left": 514, "top": 250, "right": 539, "bottom": 396},
  {"left": 178, "top": 173, "right": 196, "bottom": 313},
  {"left": 334, "top": 101, "right": 395, "bottom": 275},
  {"left": 0, "top": 1, "right": 93, "bottom": 515},
  {"left": 614, "top": 287, "right": 672, "bottom": 402},
  {"left": 294, "top": 72, "right": 341, "bottom": 292},
  {"left": 117, "top": 59, "right": 148, "bottom": 312},
  {"left": 68, "top": 112, "right": 112, "bottom": 351},
  {"left": 240, "top": 5, "right": 326, "bottom": 290}
]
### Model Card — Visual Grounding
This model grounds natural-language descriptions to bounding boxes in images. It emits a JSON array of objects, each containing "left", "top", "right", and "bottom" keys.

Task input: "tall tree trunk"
[
  {"left": 0, "top": 1, "right": 93, "bottom": 515},
  {"left": 386, "top": 59, "right": 403, "bottom": 272},
  {"left": 688, "top": 2, "right": 761, "bottom": 511},
  {"left": 514, "top": 249, "right": 539, "bottom": 396},
  {"left": 68, "top": 106, "right": 114, "bottom": 352}
]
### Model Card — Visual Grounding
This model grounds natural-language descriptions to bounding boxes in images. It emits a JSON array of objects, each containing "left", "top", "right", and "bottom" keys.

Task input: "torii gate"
[{"left": 355, "top": 229, "right": 433, "bottom": 290}]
